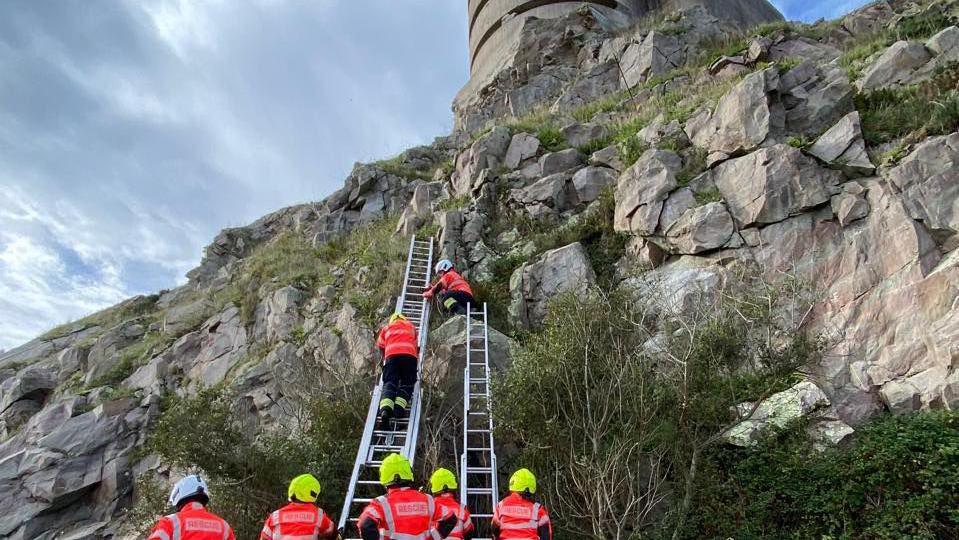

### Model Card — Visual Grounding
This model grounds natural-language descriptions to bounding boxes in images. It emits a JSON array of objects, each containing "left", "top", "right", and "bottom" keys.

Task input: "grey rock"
[
  {"left": 571, "top": 167, "right": 616, "bottom": 205},
  {"left": 561, "top": 122, "right": 609, "bottom": 149},
  {"left": 187, "top": 306, "right": 248, "bottom": 388},
  {"left": 659, "top": 188, "right": 697, "bottom": 233},
  {"left": 780, "top": 63, "right": 855, "bottom": 137},
  {"left": 725, "top": 381, "right": 831, "bottom": 446},
  {"left": 808, "top": 111, "right": 875, "bottom": 177},
  {"left": 589, "top": 145, "right": 625, "bottom": 172},
  {"left": 0, "top": 366, "right": 57, "bottom": 414},
  {"left": 745, "top": 36, "right": 772, "bottom": 63},
  {"left": 539, "top": 148, "right": 585, "bottom": 176},
  {"left": 770, "top": 38, "right": 841, "bottom": 65},
  {"left": 710, "top": 144, "right": 840, "bottom": 227},
  {"left": 614, "top": 149, "right": 683, "bottom": 234},
  {"left": 396, "top": 182, "right": 442, "bottom": 235},
  {"left": 253, "top": 286, "right": 305, "bottom": 344},
  {"left": 620, "top": 31, "right": 685, "bottom": 88},
  {"left": 624, "top": 258, "right": 725, "bottom": 317},
  {"left": 451, "top": 126, "right": 511, "bottom": 196},
  {"left": 686, "top": 67, "right": 782, "bottom": 156},
  {"left": 886, "top": 133, "right": 959, "bottom": 249},
  {"left": 880, "top": 379, "right": 922, "bottom": 414},
  {"left": 427, "top": 316, "right": 515, "bottom": 382},
  {"left": 84, "top": 320, "right": 146, "bottom": 386},
  {"left": 504, "top": 133, "right": 541, "bottom": 169},
  {"left": 831, "top": 192, "right": 870, "bottom": 227},
  {"left": 665, "top": 202, "right": 735, "bottom": 254},
  {"left": 927, "top": 26, "right": 959, "bottom": 62},
  {"left": 841, "top": 1, "right": 894, "bottom": 37},
  {"left": 637, "top": 117, "right": 689, "bottom": 148},
  {"left": 509, "top": 243, "right": 596, "bottom": 329},
  {"left": 511, "top": 172, "right": 572, "bottom": 215},
  {"left": 552, "top": 61, "right": 623, "bottom": 112},
  {"left": 859, "top": 40, "right": 933, "bottom": 90}
]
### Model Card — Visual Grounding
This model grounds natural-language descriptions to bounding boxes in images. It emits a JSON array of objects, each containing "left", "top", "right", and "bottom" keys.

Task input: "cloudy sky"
[{"left": 0, "top": 0, "right": 869, "bottom": 351}]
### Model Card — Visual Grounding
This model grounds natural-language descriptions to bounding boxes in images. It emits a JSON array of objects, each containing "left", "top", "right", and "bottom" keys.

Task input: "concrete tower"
[{"left": 463, "top": 0, "right": 783, "bottom": 104}]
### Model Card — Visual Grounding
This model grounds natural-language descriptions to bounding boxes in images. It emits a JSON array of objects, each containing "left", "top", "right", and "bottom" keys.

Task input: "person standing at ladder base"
[
  {"left": 376, "top": 312, "right": 419, "bottom": 429},
  {"left": 422, "top": 259, "right": 474, "bottom": 316},
  {"left": 149, "top": 474, "right": 236, "bottom": 540},
  {"left": 358, "top": 454, "right": 458, "bottom": 539},
  {"left": 259, "top": 474, "right": 337, "bottom": 540},
  {"left": 430, "top": 468, "right": 475, "bottom": 540},
  {"left": 491, "top": 469, "right": 552, "bottom": 540}
]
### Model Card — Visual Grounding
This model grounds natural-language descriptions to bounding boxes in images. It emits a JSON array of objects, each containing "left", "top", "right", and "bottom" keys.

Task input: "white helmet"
[
  {"left": 168, "top": 474, "right": 210, "bottom": 507},
  {"left": 435, "top": 259, "right": 453, "bottom": 273}
]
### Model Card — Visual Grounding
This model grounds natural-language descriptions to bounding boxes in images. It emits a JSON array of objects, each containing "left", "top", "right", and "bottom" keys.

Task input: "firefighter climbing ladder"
[
  {"left": 460, "top": 302, "right": 499, "bottom": 539},
  {"left": 338, "top": 235, "right": 434, "bottom": 538}
]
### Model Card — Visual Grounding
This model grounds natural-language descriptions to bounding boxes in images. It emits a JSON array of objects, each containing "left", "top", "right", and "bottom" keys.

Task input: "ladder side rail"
[
  {"left": 397, "top": 236, "right": 416, "bottom": 313},
  {"left": 484, "top": 302, "right": 499, "bottom": 502},
  {"left": 337, "top": 378, "right": 385, "bottom": 532},
  {"left": 460, "top": 302, "right": 473, "bottom": 506},
  {"left": 404, "top": 237, "right": 433, "bottom": 463}
]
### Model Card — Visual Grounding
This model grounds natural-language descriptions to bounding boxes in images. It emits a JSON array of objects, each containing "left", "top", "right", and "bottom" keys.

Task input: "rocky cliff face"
[{"left": 2, "top": 0, "right": 959, "bottom": 537}]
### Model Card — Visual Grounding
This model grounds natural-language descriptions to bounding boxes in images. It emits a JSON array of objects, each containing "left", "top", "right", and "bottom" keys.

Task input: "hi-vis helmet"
[
  {"left": 429, "top": 468, "right": 458, "bottom": 494},
  {"left": 435, "top": 259, "right": 454, "bottom": 274},
  {"left": 288, "top": 473, "right": 321, "bottom": 503},
  {"left": 509, "top": 469, "right": 537, "bottom": 494},
  {"left": 380, "top": 453, "right": 415, "bottom": 486},
  {"left": 169, "top": 474, "right": 210, "bottom": 507},
  {"left": 389, "top": 312, "right": 407, "bottom": 323}
]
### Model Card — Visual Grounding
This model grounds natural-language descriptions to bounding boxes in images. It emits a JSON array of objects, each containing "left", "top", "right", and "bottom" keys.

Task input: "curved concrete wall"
[{"left": 468, "top": 0, "right": 630, "bottom": 77}]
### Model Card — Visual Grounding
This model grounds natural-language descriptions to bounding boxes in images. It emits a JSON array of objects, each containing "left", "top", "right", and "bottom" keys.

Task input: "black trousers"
[
  {"left": 440, "top": 291, "right": 474, "bottom": 316},
  {"left": 382, "top": 354, "right": 417, "bottom": 410}
]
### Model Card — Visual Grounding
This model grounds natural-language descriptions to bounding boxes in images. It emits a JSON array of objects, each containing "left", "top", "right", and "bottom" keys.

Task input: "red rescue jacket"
[
  {"left": 434, "top": 493, "right": 474, "bottom": 539},
  {"left": 260, "top": 502, "right": 336, "bottom": 540},
  {"left": 429, "top": 270, "right": 473, "bottom": 297},
  {"left": 358, "top": 486, "right": 453, "bottom": 539},
  {"left": 377, "top": 318, "right": 419, "bottom": 360},
  {"left": 148, "top": 502, "right": 236, "bottom": 540},
  {"left": 492, "top": 493, "right": 551, "bottom": 540}
]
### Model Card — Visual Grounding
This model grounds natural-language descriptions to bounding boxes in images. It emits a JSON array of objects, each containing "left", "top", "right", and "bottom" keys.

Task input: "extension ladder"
[
  {"left": 459, "top": 303, "right": 499, "bottom": 539},
  {"left": 338, "top": 235, "right": 434, "bottom": 538}
]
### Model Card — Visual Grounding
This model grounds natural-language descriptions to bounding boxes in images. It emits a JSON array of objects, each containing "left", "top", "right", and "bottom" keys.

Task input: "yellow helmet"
[
  {"left": 288, "top": 474, "right": 321, "bottom": 503},
  {"left": 389, "top": 312, "right": 407, "bottom": 323},
  {"left": 509, "top": 469, "right": 537, "bottom": 494},
  {"left": 379, "top": 453, "right": 414, "bottom": 486},
  {"left": 429, "top": 468, "right": 458, "bottom": 494}
]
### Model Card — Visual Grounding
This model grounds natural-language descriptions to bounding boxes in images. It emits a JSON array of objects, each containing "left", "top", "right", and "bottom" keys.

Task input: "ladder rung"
[
  {"left": 353, "top": 498, "right": 374, "bottom": 503},
  {"left": 466, "top": 467, "right": 493, "bottom": 473},
  {"left": 467, "top": 488, "right": 493, "bottom": 494},
  {"left": 467, "top": 429, "right": 491, "bottom": 433}
]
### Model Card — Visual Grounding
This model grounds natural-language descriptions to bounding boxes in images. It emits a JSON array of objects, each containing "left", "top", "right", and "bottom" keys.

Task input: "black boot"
[
  {"left": 376, "top": 407, "right": 393, "bottom": 430},
  {"left": 394, "top": 405, "right": 408, "bottom": 420}
]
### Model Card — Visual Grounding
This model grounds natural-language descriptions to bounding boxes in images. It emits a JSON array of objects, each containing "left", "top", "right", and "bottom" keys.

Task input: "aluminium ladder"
[
  {"left": 338, "top": 235, "right": 435, "bottom": 538},
  {"left": 459, "top": 302, "right": 499, "bottom": 540}
]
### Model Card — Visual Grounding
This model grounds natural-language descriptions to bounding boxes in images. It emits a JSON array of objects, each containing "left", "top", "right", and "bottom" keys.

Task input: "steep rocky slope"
[{"left": 1, "top": 1, "right": 958, "bottom": 538}]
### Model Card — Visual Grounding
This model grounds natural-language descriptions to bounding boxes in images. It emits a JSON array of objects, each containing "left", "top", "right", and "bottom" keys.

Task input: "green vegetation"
[
  {"left": 676, "top": 148, "right": 708, "bottom": 186},
  {"left": 436, "top": 194, "right": 472, "bottom": 211},
  {"left": 684, "top": 411, "right": 959, "bottom": 539},
  {"left": 494, "top": 278, "right": 821, "bottom": 539},
  {"left": 856, "top": 65, "right": 959, "bottom": 145},
  {"left": 694, "top": 187, "right": 723, "bottom": 206},
  {"left": 787, "top": 135, "right": 812, "bottom": 150},
  {"left": 42, "top": 294, "right": 159, "bottom": 342},
  {"left": 138, "top": 387, "right": 364, "bottom": 538},
  {"left": 220, "top": 216, "right": 406, "bottom": 328},
  {"left": 506, "top": 111, "right": 569, "bottom": 153}
]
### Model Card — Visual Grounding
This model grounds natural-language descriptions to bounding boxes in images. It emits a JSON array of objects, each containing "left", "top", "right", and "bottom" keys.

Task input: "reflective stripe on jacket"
[
  {"left": 434, "top": 493, "right": 473, "bottom": 539},
  {"left": 377, "top": 319, "right": 418, "bottom": 359},
  {"left": 148, "top": 502, "right": 236, "bottom": 540},
  {"left": 434, "top": 271, "right": 473, "bottom": 297},
  {"left": 492, "top": 494, "right": 551, "bottom": 539},
  {"left": 260, "top": 502, "right": 336, "bottom": 540},
  {"left": 359, "top": 487, "right": 451, "bottom": 539}
]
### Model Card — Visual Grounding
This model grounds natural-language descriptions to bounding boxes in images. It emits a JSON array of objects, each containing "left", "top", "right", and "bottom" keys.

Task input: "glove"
[{"left": 422, "top": 290, "right": 433, "bottom": 299}]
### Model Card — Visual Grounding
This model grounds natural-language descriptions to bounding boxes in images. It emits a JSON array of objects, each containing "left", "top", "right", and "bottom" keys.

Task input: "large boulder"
[
  {"left": 885, "top": 133, "right": 959, "bottom": 250},
  {"left": 709, "top": 144, "right": 841, "bottom": 227},
  {"left": 83, "top": 320, "right": 147, "bottom": 386},
  {"left": 685, "top": 67, "right": 783, "bottom": 158},
  {"left": 620, "top": 31, "right": 686, "bottom": 88},
  {"left": 510, "top": 172, "right": 574, "bottom": 218},
  {"left": 539, "top": 148, "right": 585, "bottom": 176},
  {"left": 184, "top": 306, "right": 249, "bottom": 389},
  {"left": 614, "top": 149, "right": 683, "bottom": 234},
  {"left": 779, "top": 62, "right": 855, "bottom": 138},
  {"left": 808, "top": 111, "right": 875, "bottom": 177},
  {"left": 561, "top": 123, "right": 609, "bottom": 150},
  {"left": 504, "top": 133, "right": 541, "bottom": 170},
  {"left": 253, "top": 286, "right": 305, "bottom": 343},
  {"left": 571, "top": 167, "right": 616, "bottom": 205},
  {"left": 509, "top": 243, "right": 597, "bottom": 329},
  {"left": 426, "top": 316, "right": 515, "bottom": 383},
  {"left": 623, "top": 257, "right": 726, "bottom": 317},
  {"left": 859, "top": 40, "right": 933, "bottom": 90},
  {"left": 724, "top": 381, "right": 853, "bottom": 447},
  {"left": 664, "top": 202, "right": 735, "bottom": 254},
  {"left": 396, "top": 181, "right": 443, "bottom": 235},
  {"left": 451, "top": 126, "right": 511, "bottom": 196}
]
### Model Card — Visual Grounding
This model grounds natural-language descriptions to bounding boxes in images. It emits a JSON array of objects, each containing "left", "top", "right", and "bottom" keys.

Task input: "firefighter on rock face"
[
  {"left": 430, "top": 468, "right": 475, "bottom": 540},
  {"left": 491, "top": 469, "right": 552, "bottom": 540},
  {"left": 148, "top": 475, "right": 236, "bottom": 540},
  {"left": 375, "top": 312, "right": 419, "bottom": 429},
  {"left": 422, "top": 259, "right": 474, "bottom": 316},
  {"left": 357, "top": 453, "right": 458, "bottom": 540},
  {"left": 260, "top": 474, "right": 338, "bottom": 540}
]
